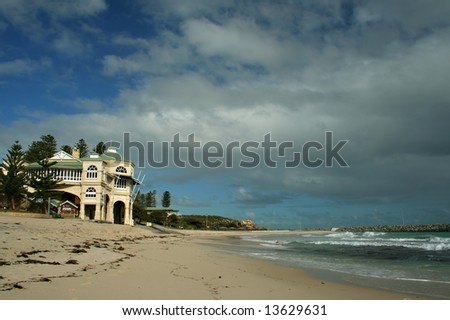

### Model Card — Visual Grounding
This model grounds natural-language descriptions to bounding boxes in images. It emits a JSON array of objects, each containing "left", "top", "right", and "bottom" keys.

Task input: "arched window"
[
  {"left": 86, "top": 165, "right": 98, "bottom": 179},
  {"left": 116, "top": 166, "right": 127, "bottom": 173},
  {"left": 85, "top": 187, "right": 96, "bottom": 198}
]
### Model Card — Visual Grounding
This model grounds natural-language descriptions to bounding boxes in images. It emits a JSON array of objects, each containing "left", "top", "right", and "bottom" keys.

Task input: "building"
[
  {"left": 144, "top": 207, "right": 179, "bottom": 216},
  {"left": 25, "top": 147, "right": 141, "bottom": 225},
  {"left": 59, "top": 200, "right": 79, "bottom": 217}
]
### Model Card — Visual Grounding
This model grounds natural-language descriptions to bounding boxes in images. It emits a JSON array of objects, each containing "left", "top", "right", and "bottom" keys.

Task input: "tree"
[
  {"left": 28, "top": 159, "right": 62, "bottom": 213},
  {"left": 148, "top": 211, "right": 167, "bottom": 225},
  {"left": 137, "top": 192, "right": 145, "bottom": 207},
  {"left": 0, "top": 141, "right": 28, "bottom": 210},
  {"left": 132, "top": 191, "right": 146, "bottom": 224},
  {"left": 162, "top": 191, "right": 171, "bottom": 208},
  {"left": 167, "top": 214, "right": 178, "bottom": 227},
  {"left": 93, "top": 141, "right": 106, "bottom": 154},
  {"left": 61, "top": 145, "right": 72, "bottom": 154},
  {"left": 146, "top": 190, "right": 156, "bottom": 207},
  {"left": 25, "top": 134, "right": 57, "bottom": 163},
  {"left": 75, "top": 139, "right": 89, "bottom": 158}
]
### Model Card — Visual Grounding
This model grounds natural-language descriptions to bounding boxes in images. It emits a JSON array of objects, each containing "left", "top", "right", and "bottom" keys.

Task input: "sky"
[{"left": 1, "top": 0, "right": 450, "bottom": 229}]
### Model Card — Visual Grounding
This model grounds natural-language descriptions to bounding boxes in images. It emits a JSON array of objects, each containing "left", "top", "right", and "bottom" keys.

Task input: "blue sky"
[{"left": 1, "top": 0, "right": 450, "bottom": 229}]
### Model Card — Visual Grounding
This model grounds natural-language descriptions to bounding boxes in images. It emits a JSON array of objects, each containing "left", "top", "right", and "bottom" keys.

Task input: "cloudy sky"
[{"left": 1, "top": 0, "right": 449, "bottom": 229}]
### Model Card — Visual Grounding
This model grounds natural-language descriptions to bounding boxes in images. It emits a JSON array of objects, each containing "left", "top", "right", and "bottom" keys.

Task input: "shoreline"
[
  {"left": 191, "top": 232, "right": 447, "bottom": 300},
  {"left": 0, "top": 215, "right": 430, "bottom": 300}
]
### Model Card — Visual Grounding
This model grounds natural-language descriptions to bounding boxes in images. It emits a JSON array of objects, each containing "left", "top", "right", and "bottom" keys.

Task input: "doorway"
[{"left": 113, "top": 201, "right": 125, "bottom": 224}]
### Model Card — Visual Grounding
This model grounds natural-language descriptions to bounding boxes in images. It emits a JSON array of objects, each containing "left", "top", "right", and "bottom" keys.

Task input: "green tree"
[
  {"left": 146, "top": 190, "right": 156, "bottom": 207},
  {"left": 75, "top": 138, "right": 89, "bottom": 158},
  {"left": 0, "top": 141, "right": 28, "bottom": 210},
  {"left": 93, "top": 141, "right": 106, "bottom": 154},
  {"left": 137, "top": 192, "right": 145, "bottom": 207},
  {"left": 162, "top": 191, "right": 171, "bottom": 208},
  {"left": 28, "top": 159, "right": 62, "bottom": 213},
  {"left": 132, "top": 192, "right": 146, "bottom": 224},
  {"left": 167, "top": 214, "right": 178, "bottom": 227},
  {"left": 61, "top": 145, "right": 72, "bottom": 154},
  {"left": 25, "top": 134, "right": 57, "bottom": 163},
  {"left": 148, "top": 211, "right": 167, "bottom": 225}
]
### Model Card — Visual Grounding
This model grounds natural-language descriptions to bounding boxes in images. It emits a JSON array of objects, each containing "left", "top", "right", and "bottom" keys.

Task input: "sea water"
[{"left": 235, "top": 231, "right": 450, "bottom": 298}]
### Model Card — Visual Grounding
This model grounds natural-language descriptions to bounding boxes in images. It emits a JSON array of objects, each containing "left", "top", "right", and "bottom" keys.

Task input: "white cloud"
[
  {"left": 52, "top": 30, "right": 91, "bottom": 56},
  {"left": 0, "top": 0, "right": 107, "bottom": 20},
  {"left": 234, "top": 187, "right": 255, "bottom": 202},
  {"left": 244, "top": 211, "right": 256, "bottom": 219},
  {"left": 103, "top": 32, "right": 193, "bottom": 76},
  {"left": 103, "top": 54, "right": 151, "bottom": 75},
  {"left": 0, "top": 0, "right": 107, "bottom": 46},
  {"left": 0, "top": 59, "right": 38, "bottom": 75},
  {"left": 173, "top": 195, "right": 210, "bottom": 207},
  {"left": 43, "top": 0, "right": 107, "bottom": 18},
  {"left": 73, "top": 98, "right": 108, "bottom": 112},
  {"left": 183, "top": 18, "right": 301, "bottom": 70},
  {"left": 355, "top": 1, "right": 450, "bottom": 34}
]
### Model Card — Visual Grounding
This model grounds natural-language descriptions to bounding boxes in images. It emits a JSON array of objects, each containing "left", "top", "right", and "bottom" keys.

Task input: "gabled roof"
[
  {"left": 26, "top": 150, "right": 83, "bottom": 169},
  {"left": 60, "top": 200, "right": 78, "bottom": 209},
  {"left": 50, "top": 151, "right": 82, "bottom": 162}
]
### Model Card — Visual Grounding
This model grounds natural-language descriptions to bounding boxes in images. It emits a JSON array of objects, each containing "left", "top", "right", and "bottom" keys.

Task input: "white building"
[{"left": 25, "top": 147, "right": 141, "bottom": 225}]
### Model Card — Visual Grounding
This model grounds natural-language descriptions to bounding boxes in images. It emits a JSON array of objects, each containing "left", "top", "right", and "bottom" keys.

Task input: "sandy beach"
[{"left": 0, "top": 214, "right": 426, "bottom": 300}]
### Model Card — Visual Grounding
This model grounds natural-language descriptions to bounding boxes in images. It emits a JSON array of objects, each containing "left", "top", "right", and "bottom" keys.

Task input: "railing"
[{"left": 27, "top": 169, "right": 82, "bottom": 182}]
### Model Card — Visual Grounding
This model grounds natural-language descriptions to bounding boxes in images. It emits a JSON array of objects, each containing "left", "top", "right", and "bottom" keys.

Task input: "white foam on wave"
[
  {"left": 325, "top": 232, "right": 356, "bottom": 238},
  {"left": 260, "top": 242, "right": 288, "bottom": 249},
  {"left": 362, "top": 231, "right": 386, "bottom": 237},
  {"left": 312, "top": 238, "right": 450, "bottom": 251},
  {"left": 240, "top": 236, "right": 290, "bottom": 247}
]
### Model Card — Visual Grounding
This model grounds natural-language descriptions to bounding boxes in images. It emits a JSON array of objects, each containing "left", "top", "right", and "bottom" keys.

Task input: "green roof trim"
[
  {"left": 144, "top": 207, "right": 179, "bottom": 212},
  {"left": 26, "top": 162, "right": 82, "bottom": 170}
]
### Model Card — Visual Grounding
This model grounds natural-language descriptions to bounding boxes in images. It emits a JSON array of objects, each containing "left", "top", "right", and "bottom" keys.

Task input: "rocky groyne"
[{"left": 335, "top": 223, "right": 450, "bottom": 233}]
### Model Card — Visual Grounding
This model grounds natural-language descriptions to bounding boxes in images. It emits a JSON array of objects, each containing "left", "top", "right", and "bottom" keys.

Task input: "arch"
[
  {"left": 115, "top": 166, "right": 127, "bottom": 173},
  {"left": 60, "top": 192, "right": 81, "bottom": 212},
  {"left": 60, "top": 191, "right": 81, "bottom": 205},
  {"left": 113, "top": 201, "right": 125, "bottom": 224},
  {"left": 86, "top": 165, "right": 98, "bottom": 179},
  {"left": 85, "top": 187, "right": 96, "bottom": 198}
]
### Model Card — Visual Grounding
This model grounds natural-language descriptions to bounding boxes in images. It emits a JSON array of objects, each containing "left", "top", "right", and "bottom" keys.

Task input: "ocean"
[{"left": 226, "top": 231, "right": 450, "bottom": 298}]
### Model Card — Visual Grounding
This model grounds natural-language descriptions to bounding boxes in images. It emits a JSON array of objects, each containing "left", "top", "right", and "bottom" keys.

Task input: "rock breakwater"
[{"left": 335, "top": 223, "right": 450, "bottom": 233}]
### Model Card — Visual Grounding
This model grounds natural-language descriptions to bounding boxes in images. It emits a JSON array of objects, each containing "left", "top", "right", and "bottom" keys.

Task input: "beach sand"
[{"left": 0, "top": 214, "right": 425, "bottom": 300}]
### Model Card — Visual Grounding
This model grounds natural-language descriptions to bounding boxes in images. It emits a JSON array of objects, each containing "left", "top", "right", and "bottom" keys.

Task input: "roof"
[
  {"left": 25, "top": 148, "right": 132, "bottom": 170},
  {"left": 108, "top": 172, "right": 142, "bottom": 184},
  {"left": 50, "top": 151, "right": 81, "bottom": 162},
  {"left": 26, "top": 161, "right": 82, "bottom": 170},
  {"left": 50, "top": 199, "right": 60, "bottom": 207},
  {"left": 60, "top": 200, "right": 78, "bottom": 209},
  {"left": 144, "top": 207, "right": 179, "bottom": 212},
  {"left": 80, "top": 152, "right": 131, "bottom": 163}
]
